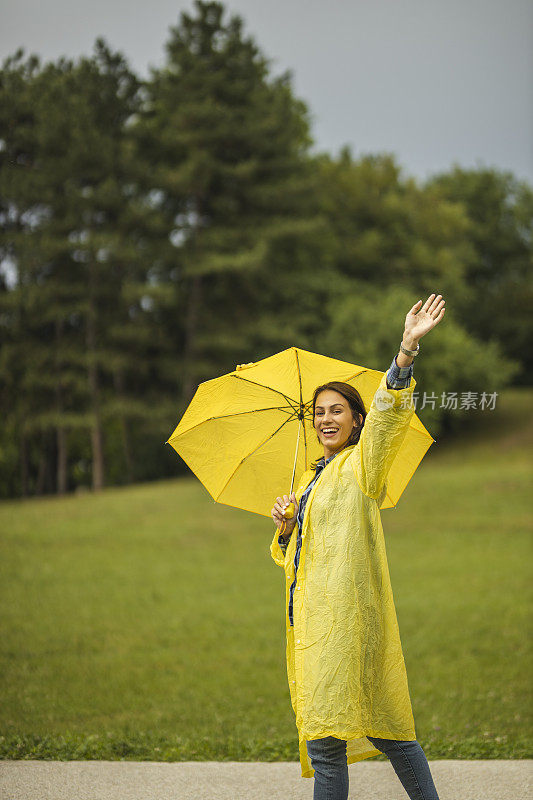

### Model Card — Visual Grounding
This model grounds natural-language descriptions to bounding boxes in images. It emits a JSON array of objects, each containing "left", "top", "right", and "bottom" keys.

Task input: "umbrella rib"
[
  {"left": 168, "top": 405, "right": 299, "bottom": 441},
  {"left": 177, "top": 369, "right": 368, "bottom": 446},
  {"left": 230, "top": 368, "right": 368, "bottom": 414},
  {"left": 346, "top": 369, "right": 369, "bottom": 380},
  {"left": 294, "top": 348, "right": 310, "bottom": 470},
  {"left": 295, "top": 348, "right": 303, "bottom": 410},
  {"left": 214, "top": 414, "right": 297, "bottom": 502},
  {"left": 231, "top": 374, "right": 298, "bottom": 407},
  {"left": 298, "top": 371, "right": 369, "bottom": 411}
]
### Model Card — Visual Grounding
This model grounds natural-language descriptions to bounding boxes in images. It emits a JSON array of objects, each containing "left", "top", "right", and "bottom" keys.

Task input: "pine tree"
[
  {"left": 0, "top": 42, "right": 143, "bottom": 493},
  {"left": 133, "top": 0, "right": 319, "bottom": 401}
]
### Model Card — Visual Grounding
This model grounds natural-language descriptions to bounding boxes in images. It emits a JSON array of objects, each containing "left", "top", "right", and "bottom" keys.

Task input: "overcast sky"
[{"left": 1, "top": 0, "right": 532, "bottom": 186}]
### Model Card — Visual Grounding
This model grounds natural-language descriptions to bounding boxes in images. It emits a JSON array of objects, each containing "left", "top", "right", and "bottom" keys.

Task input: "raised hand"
[{"left": 404, "top": 293, "right": 445, "bottom": 342}]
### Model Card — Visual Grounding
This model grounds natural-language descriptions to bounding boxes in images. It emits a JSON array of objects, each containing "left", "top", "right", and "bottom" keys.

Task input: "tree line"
[{"left": 0, "top": 0, "right": 531, "bottom": 499}]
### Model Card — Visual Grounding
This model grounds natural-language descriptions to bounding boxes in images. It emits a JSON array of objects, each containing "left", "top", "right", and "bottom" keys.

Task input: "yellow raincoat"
[{"left": 270, "top": 371, "right": 418, "bottom": 778}]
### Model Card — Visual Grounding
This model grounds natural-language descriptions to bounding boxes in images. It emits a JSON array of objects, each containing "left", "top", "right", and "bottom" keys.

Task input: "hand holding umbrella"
[{"left": 272, "top": 491, "right": 298, "bottom": 539}]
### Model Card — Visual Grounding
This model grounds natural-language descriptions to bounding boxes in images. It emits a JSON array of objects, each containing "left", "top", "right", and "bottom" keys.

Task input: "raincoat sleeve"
[
  {"left": 351, "top": 370, "right": 417, "bottom": 501},
  {"left": 270, "top": 529, "right": 290, "bottom": 567}
]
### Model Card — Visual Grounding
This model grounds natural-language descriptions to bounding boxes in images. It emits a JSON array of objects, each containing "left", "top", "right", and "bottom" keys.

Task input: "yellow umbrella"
[{"left": 166, "top": 345, "right": 434, "bottom": 517}]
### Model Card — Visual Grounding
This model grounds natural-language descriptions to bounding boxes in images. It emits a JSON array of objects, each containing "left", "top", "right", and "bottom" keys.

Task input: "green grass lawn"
[{"left": 0, "top": 388, "right": 531, "bottom": 761}]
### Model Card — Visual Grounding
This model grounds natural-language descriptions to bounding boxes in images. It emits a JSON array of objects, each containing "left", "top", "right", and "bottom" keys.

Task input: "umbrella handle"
[{"left": 277, "top": 413, "right": 303, "bottom": 542}]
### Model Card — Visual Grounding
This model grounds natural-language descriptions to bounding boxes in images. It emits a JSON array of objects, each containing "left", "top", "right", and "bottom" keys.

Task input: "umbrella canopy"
[{"left": 166, "top": 346, "right": 434, "bottom": 517}]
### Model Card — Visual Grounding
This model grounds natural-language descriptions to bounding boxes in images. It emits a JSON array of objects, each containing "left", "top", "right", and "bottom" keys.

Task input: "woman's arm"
[
  {"left": 395, "top": 331, "right": 419, "bottom": 369},
  {"left": 351, "top": 293, "right": 445, "bottom": 499},
  {"left": 385, "top": 352, "right": 413, "bottom": 390},
  {"left": 350, "top": 373, "right": 416, "bottom": 499},
  {"left": 269, "top": 470, "right": 314, "bottom": 568}
]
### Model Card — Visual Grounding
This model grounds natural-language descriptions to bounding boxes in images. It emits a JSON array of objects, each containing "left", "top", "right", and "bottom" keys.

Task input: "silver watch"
[{"left": 400, "top": 341, "right": 420, "bottom": 357}]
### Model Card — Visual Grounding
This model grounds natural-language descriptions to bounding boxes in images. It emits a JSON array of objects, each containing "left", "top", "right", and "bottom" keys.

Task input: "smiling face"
[{"left": 314, "top": 389, "right": 363, "bottom": 459}]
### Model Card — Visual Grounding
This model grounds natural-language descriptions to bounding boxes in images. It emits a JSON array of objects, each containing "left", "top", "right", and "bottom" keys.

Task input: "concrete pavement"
[{"left": 1, "top": 759, "right": 532, "bottom": 800}]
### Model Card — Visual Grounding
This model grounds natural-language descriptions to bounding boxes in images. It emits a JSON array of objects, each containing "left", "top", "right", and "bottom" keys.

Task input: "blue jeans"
[{"left": 306, "top": 735, "right": 440, "bottom": 800}]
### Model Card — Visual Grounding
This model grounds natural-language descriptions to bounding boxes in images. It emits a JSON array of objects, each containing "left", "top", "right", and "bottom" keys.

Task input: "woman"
[{"left": 270, "top": 293, "right": 445, "bottom": 800}]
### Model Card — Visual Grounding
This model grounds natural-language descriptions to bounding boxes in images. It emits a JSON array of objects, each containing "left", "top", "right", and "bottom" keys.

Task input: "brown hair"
[{"left": 310, "top": 381, "right": 367, "bottom": 470}]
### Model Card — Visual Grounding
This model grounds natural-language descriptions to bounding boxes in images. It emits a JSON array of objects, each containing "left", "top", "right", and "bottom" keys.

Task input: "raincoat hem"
[
  {"left": 298, "top": 726, "right": 417, "bottom": 778},
  {"left": 303, "top": 727, "right": 417, "bottom": 742}
]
